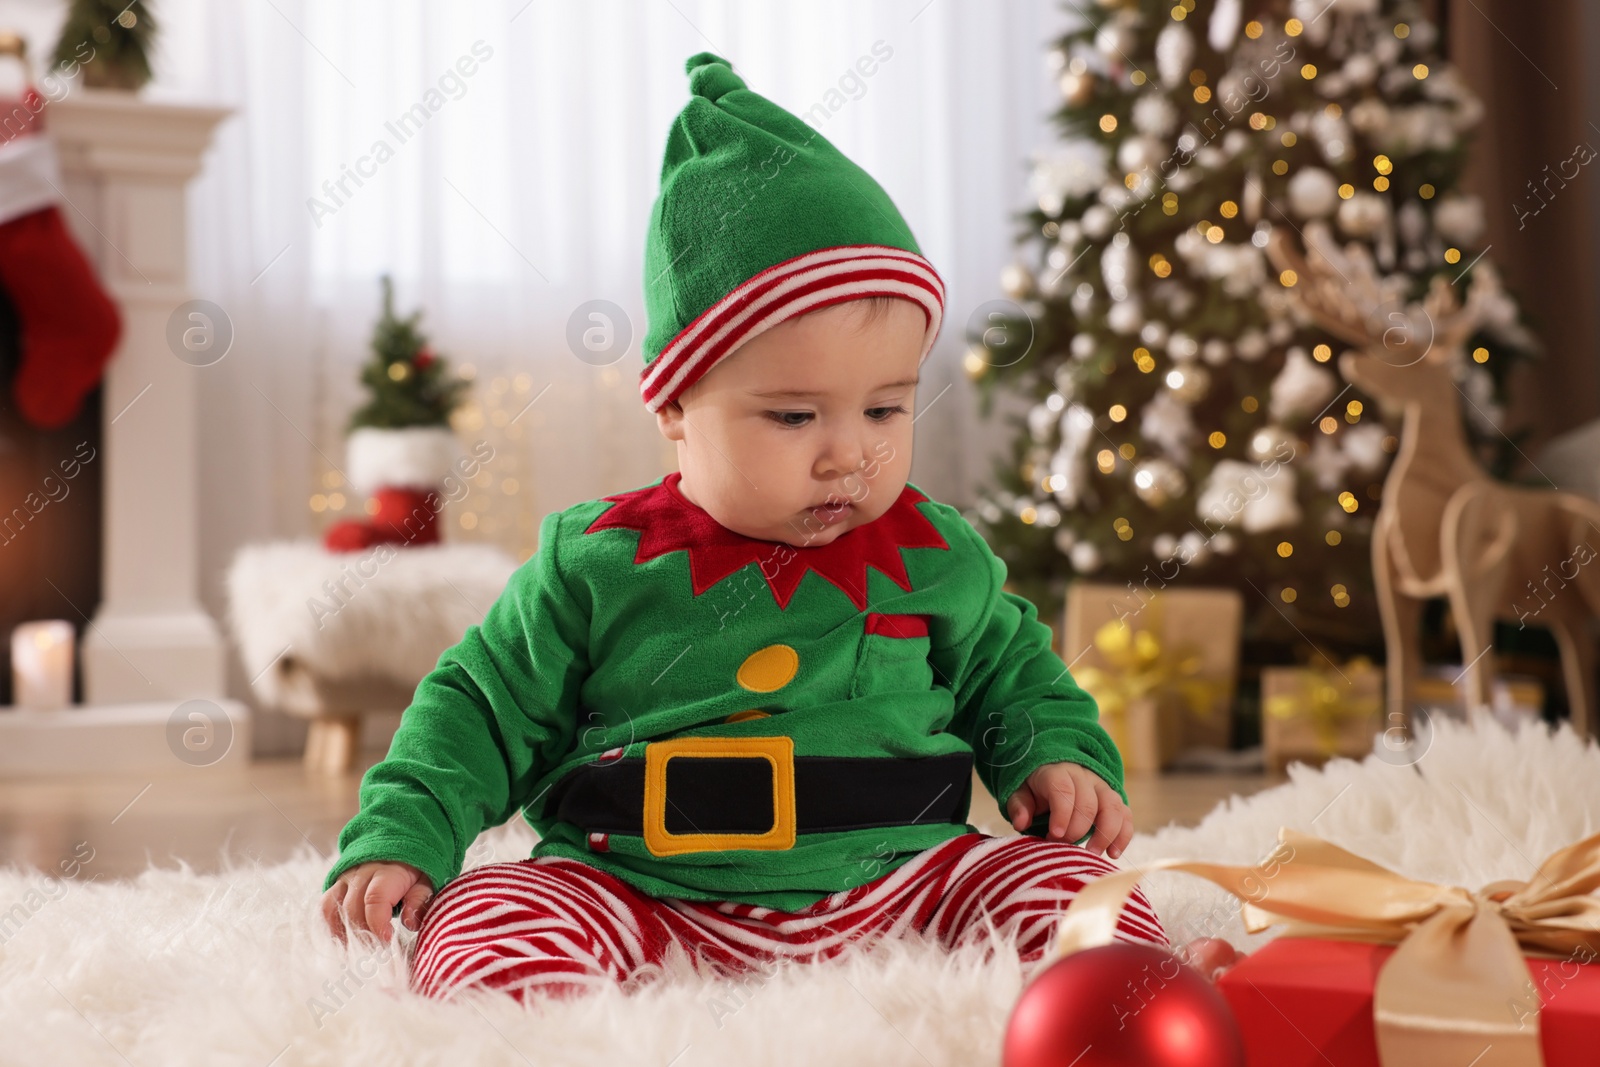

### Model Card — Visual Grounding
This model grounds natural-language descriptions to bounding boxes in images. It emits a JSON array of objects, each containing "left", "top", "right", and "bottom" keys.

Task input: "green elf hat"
[{"left": 639, "top": 51, "right": 945, "bottom": 413}]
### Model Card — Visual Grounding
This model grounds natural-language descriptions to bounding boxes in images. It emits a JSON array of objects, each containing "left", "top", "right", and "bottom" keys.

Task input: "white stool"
[{"left": 225, "top": 540, "right": 520, "bottom": 773}]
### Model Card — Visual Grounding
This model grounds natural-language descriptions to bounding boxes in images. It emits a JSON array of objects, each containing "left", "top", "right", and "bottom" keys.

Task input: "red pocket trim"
[{"left": 865, "top": 612, "right": 931, "bottom": 639}]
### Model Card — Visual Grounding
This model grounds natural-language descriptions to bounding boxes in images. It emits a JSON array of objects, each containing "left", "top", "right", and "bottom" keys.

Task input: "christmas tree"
[
  {"left": 968, "top": 0, "right": 1536, "bottom": 656},
  {"left": 348, "top": 275, "right": 469, "bottom": 432},
  {"left": 52, "top": 0, "right": 159, "bottom": 91}
]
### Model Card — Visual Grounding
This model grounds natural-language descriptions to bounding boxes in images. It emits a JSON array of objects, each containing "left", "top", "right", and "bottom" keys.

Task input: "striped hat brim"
[{"left": 640, "top": 244, "right": 945, "bottom": 413}]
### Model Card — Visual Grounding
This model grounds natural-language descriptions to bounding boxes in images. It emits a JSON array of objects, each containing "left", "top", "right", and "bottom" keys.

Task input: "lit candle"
[{"left": 11, "top": 620, "right": 75, "bottom": 711}]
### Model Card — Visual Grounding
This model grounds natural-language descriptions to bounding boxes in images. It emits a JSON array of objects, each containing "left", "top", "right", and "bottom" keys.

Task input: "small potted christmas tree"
[
  {"left": 323, "top": 276, "right": 469, "bottom": 553},
  {"left": 52, "top": 0, "right": 159, "bottom": 92}
]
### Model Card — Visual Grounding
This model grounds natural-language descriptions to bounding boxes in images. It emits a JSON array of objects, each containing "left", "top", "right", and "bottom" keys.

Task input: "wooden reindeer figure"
[{"left": 1267, "top": 224, "right": 1600, "bottom": 740}]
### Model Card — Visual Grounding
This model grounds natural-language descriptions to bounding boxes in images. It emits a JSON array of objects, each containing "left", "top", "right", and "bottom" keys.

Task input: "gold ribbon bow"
[
  {"left": 1050, "top": 827, "right": 1600, "bottom": 1067},
  {"left": 1073, "top": 615, "right": 1225, "bottom": 735},
  {"left": 1264, "top": 654, "right": 1382, "bottom": 755}
]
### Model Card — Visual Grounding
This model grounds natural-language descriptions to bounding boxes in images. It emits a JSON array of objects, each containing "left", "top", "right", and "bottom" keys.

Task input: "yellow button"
[{"left": 736, "top": 644, "right": 799, "bottom": 693}]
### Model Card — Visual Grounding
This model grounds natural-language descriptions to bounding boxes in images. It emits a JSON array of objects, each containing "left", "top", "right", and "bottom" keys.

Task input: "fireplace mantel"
[{"left": 48, "top": 90, "right": 233, "bottom": 706}]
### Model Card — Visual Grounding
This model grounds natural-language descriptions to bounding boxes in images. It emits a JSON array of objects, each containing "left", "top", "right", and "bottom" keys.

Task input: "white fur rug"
[{"left": 5, "top": 711, "right": 1595, "bottom": 1066}]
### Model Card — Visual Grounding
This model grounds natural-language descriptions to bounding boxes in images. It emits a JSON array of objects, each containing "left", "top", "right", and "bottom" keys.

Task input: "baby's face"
[{"left": 655, "top": 298, "right": 925, "bottom": 548}]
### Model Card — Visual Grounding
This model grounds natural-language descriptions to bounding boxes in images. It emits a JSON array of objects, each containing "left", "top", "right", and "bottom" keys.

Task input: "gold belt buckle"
[{"left": 642, "top": 735, "right": 796, "bottom": 856}]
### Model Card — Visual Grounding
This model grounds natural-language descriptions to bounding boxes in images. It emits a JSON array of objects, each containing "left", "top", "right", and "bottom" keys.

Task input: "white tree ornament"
[
  {"left": 1269, "top": 346, "right": 1339, "bottom": 421},
  {"left": 1287, "top": 167, "right": 1340, "bottom": 219},
  {"left": 1154, "top": 24, "right": 1194, "bottom": 89},
  {"left": 1197, "top": 459, "right": 1303, "bottom": 533},
  {"left": 1141, "top": 388, "right": 1196, "bottom": 465},
  {"left": 1051, "top": 404, "right": 1098, "bottom": 508},
  {"left": 1207, "top": 0, "right": 1242, "bottom": 51}
]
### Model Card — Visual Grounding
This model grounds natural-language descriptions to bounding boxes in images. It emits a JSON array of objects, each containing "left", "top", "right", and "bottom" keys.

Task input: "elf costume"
[{"left": 324, "top": 52, "right": 1164, "bottom": 1000}]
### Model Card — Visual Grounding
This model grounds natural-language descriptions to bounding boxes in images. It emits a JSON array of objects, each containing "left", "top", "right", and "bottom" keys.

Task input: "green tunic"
[{"left": 322, "top": 473, "right": 1123, "bottom": 911}]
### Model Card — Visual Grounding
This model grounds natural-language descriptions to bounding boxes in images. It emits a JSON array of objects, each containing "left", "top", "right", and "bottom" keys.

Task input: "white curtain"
[{"left": 3, "top": 0, "right": 1077, "bottom": 745}]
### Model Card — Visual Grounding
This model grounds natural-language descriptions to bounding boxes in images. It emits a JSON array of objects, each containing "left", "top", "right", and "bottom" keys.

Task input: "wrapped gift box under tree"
[
  {"left": 1261, "top": 656, "right": 1385, "bottom": 772},
  {"left": 1413, "top": 665, "right": 1545, "bottom": 730},
  {"left": 1063, "top": 583, "right": 1242, "bottom": 771}
]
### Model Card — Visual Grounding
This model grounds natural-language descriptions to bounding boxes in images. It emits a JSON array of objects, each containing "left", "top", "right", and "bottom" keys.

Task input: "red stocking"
[{"left": 0, "top": 89, "right": 122, "bottom": 430}]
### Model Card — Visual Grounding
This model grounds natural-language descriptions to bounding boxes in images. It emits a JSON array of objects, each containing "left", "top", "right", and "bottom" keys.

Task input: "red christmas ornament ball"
[{"left": 1003, "top": 943, "right": 1245, "bottom": 1067}]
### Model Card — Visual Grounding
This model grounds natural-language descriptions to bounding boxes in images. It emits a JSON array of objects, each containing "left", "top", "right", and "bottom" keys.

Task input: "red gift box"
[
  {"left": 1050, "top": 827, "right": 1600, "bottom": 1067},
  {"left": 1217, "top": 936, "right": 1600, "bottom": 1067}
]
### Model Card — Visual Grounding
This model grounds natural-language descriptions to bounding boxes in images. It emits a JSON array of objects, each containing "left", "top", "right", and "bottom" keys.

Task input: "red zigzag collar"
[{"left": 584, "top": 471, "right": 949, "bottom": 610}]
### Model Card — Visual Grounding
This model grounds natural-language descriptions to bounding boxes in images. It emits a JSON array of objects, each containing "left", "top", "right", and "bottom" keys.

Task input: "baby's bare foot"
[{"left": 1175, "top": 937, "right": 1239, "bottom": 981}]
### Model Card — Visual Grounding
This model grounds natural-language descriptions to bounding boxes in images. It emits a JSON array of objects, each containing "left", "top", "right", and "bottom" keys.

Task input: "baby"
[{"left": 321, "top": 51, "right": 1186, "bottom": 1002}]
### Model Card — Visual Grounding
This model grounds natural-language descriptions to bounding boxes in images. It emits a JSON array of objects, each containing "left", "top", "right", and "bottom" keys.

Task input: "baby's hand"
[
  {"left": 321, "top": 861, "right": 434, "bottom": 945},
  {"left": 1005, "top": 761, "right": 1133, "bottom": 859}
]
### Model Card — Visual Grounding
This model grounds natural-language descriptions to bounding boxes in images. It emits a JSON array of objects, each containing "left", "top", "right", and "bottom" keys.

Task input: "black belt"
[{"left": 547, "top": 739, "right": 972, "bottom": 855}]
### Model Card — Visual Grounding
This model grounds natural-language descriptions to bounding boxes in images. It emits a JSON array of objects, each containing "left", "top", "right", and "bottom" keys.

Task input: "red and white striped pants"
[{"left": 409, "top": 832, "right": 1168, "bottom": 1002}]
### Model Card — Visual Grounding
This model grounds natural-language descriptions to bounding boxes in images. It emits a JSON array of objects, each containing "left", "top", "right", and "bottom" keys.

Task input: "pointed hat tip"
[{"left": 685, "top": 51, "right": 745, "bottom": 101}]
